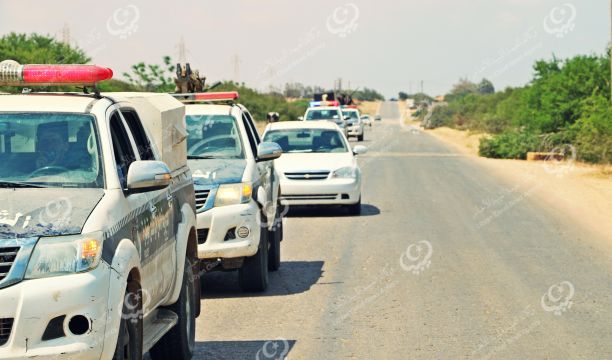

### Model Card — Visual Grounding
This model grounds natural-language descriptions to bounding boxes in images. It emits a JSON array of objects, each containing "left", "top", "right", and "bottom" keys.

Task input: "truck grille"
[
  {"left": 0, "top": 318, "right": 13, "bottom": 346},
  {"left": 195, "top": 189, "right": 211, "bottom": 210},
  {"left": 0, "top": 247, "right": 19, "bottom": 282},
  {"left": 285, "top": 171, "right": 330, "bottom": 180},
  {"left": 282, "top": 194, "right": 339, "bottom": 201}
]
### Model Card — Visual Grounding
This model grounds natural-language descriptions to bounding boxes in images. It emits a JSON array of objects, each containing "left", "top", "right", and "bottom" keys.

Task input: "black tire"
[
  {"left": 268, "top": 207, "right": 282, "bottom": 271},
  {"left": 358, "top": 134, "right": 364, "bottom": 141},
  {"left": 113, "top": 281, "right": 143, "bottom": 360},
  {"left": 347, "top": 198, "right": 362, "bottom": 216},
  {"left": 239, "top": 222, "right": 269, "bottom": 292},
  {"left": 149, "top": 259, "right": 196, "bottom": 360}
]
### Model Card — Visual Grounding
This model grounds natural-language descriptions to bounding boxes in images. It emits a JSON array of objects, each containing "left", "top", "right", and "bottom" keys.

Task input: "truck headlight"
[
  {"left": 214, "top": 183, "right": 252, "bottom": 207},
  {"left": 332, "top": 167, "right": 358, "bottom": 179},
  {"left": 25, "top": 231, "right": 103, "bottom": 279}
]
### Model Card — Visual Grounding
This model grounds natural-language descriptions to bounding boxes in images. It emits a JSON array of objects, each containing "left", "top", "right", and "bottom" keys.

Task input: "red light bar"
[
  {"left": 171, "top": 91, "right": 239, "bottom": 102},
  {"left": 0, "top": 60, "right": 113, "bottom": 86}
]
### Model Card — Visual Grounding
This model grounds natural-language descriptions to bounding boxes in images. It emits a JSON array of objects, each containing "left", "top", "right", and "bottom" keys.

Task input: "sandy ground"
[
  {"left": 357, "top": 101, "right": 381, "bottom": 116},
  {"left": 426, "top": 125, "right": 612, "bottom": 243}
]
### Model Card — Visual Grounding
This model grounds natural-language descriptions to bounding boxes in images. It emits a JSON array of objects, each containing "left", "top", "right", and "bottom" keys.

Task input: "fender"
[
  {"left": 165, "top": 203, "right": 196, "bottom": 305},
  {"left": 100, "top": 238, "right": 142, "bottom": 360}
]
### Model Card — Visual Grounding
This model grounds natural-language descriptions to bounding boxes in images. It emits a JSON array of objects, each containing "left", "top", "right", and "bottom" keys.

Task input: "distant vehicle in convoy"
[
  {"left": 361, "top": 115, "right": 372, "bottom": 127},
  {"left": 375, "top": 115, "right": 382, "bottom": 121},
  {"left": 262, "top": 121, "right": 366, "bottom": 215},
  {"left": 175, "top": 91, "right": 283, "bottom": 292},
  {"left": 341, "top": 106, "right": 365, "bottom": 141},
  {"left": 0, "top": 61, "right": 199, "bottom": 360},
  {"left": 301, "top": 102, "right": 348, "bottom": 137}
]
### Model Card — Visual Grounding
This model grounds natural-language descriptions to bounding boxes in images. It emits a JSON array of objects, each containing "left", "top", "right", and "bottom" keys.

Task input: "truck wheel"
[
  {"left": 113, "top": 281, "right": 143, "bottom": 360},
  {"left": 358, "top": 134, "right": 364, "bottom": 141},
  {"left": 347, "top": 197, "right": 362, "bottom": 216},
  {"left": 239, "top": 223, "right": 269, "bottom": 292},
  {"left": 268, "top": 208, "right": 282, "bottom": 272},
  {"left": 149, "top": 259, "right": 196, "bottom": 360}
]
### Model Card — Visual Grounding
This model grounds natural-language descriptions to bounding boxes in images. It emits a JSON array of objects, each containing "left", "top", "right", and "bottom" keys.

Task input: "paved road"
[{"left": 194, "top": 102, "right": 612, "bottom": 359}]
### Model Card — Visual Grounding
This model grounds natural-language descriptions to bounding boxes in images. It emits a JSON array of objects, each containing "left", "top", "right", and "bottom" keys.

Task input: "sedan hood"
[
  {"left": 188, "top": 159, "right": 246, "bottom": 186},
  {"left": 274, "top": 152, "right": 355, "bottom": 173},
  {"left": 0, "top": 188, "right": 104, "bottom": 239}
]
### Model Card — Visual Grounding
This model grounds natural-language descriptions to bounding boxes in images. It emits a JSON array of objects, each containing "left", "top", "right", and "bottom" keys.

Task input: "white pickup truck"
[{"left": 0, "top": 62, "right": 200, "bottom": 360}]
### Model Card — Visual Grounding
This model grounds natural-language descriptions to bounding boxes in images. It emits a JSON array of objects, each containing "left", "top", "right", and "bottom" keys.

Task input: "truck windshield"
[
  {"left": 0, "top": 113, "right": 103, "bottom": 188},
  {"left": 305, "top": 109, "right": 341, "bottom": 121},
  {"left": 263, "top": 129, "right": 348, "bottom": 154},
  {"left": 186, "top": 115, "right": 245, "bottom": 159}
]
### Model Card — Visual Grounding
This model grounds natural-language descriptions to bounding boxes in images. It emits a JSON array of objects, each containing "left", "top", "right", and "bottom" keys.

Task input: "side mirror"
[
  {"left": 257, "top": 142, "right": 283, "bottom": 162},
  {"left": 127, "top": 161, "right": 172, "bottom": 193},
  {"left": 298, "top": 116, "right": 304, "bottom": 121},
  {"left": 352, "top": 145, "right": 368, "bottom": 156}
]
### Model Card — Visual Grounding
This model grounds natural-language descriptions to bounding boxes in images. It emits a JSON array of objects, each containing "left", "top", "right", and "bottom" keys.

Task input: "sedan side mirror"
[
  {"left": 127, "top": 160, "right": 172, "bottom": 193},
  {"left": 257, "top": 142, "right": 283, "bottom": 162},
  {"left": 352, "top": 145, "right": 368, "bottom": 155}
]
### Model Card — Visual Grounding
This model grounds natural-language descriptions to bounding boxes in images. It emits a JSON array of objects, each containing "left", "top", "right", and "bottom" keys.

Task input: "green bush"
[
  {"left": 479, "top": 131, "right": 541, "bottom": 159},
  {"left": 572, "top": 95, "right": 612, "bottom": 164},
  {"left": 423, "top": 105, "right": 453, "bottom": 129}
]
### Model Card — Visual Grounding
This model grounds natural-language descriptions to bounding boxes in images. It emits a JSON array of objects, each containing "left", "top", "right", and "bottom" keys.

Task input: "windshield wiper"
[
  {"left": 188, "top": 155, "right": 217, "bottom": 160},
  {"left": 0, "top": 181, "right": 47, "bottom": 188}
]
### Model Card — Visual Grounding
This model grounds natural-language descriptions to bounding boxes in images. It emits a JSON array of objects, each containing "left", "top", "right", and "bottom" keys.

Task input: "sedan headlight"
[
  {"left": 332, "top": 166, "right": 358, "bottom": 179},
  {"left": 214, "top": 183, "right": 252, "bottom": 207},
  {"left": 25, "top": 231, "right": 103, "bottom": 279}
]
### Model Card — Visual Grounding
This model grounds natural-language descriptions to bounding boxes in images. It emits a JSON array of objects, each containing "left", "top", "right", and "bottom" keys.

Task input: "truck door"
[
  {"left": 120, "top": 109, "right": 177, "bottom": 303},
  {"left": 241, "top": 110, "right": 277, "bottom": 220}
]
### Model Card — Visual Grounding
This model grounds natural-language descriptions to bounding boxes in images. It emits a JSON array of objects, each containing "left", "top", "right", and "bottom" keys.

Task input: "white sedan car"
[{"left": 262, "top": 121, "right": 367, "bottom": 215}]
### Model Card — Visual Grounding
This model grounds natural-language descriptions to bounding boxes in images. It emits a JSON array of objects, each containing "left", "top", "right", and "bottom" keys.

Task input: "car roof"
[
  {"left": 0, "top": 93, "right": 101, "bottom": 113},
  {"left": 184, "top": 103, "right": 234, "bottom": 116},
  {"left": 305, "top": 106, "right": 341, "bottom": 111},
  {"left": 267, "top": 120, "right": 339, "bottom": 131}
]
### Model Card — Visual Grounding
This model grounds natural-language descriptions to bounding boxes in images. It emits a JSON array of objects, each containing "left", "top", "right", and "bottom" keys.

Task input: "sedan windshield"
[
  {"left": 0, "top": 113, "right": 103, "bottom": 188},
  {"left": 186, "top": 115, "right": 245, "bottom": 159},
  {"left": 342, "top": 110, "right": 359, "bottom": 120},
  {"left": 263, "top": 128, "right": 348, "bottom": 154}
]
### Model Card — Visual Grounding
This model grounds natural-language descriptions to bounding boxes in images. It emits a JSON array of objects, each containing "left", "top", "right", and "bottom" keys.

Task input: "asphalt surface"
[{"left": 194, "top": 102, "right": 612, "bottom": 359}]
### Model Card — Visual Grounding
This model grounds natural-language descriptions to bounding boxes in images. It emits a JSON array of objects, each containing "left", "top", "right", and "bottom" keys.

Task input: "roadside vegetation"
[
  {"left": 424, "top": 52, "right": 612, "bottom": 164},
  {"left": 0, "top": 32, "right": 385, "bottom": 123}
]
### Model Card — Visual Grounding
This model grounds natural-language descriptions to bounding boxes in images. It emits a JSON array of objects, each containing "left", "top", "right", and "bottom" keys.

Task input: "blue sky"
[{"left": 0, "top": 0, "right": 609, "bottom": 97}]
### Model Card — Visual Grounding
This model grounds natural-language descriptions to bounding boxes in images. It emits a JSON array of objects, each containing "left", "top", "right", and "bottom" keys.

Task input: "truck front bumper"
[
  {"left": 196, "top": 201, "right": 261, "bottom": 259},
  {"left": 0, "top": 263, "right": 111, "bottom": 360}
]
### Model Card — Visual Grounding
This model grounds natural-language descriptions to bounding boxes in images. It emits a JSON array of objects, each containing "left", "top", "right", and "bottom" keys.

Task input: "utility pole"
[
  {"left": 420, "top": 80, "right": 424, "bottom": 94},
  {"left": 61, "top": 23, "right": 71, "bottom": 46},
  {"left": 233, "top": 54, "right": 241, "bottom": 84},
  {"left": 610, "top": 0, "right": 612, "bottom": 102},
  {"left": 177, "top": 36, "right": 188, "bottom": 63}
]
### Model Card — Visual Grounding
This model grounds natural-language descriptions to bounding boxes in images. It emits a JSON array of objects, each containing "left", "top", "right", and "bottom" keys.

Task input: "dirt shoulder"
[{"left": 427, "top": 126, "right": 612, "bottom": 243}]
